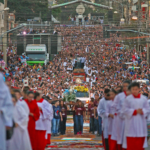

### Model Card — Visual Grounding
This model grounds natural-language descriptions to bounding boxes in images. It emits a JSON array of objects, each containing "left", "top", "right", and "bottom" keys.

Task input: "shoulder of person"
[
  {"left": 141, "top": 94, "right": 148, "bottom": 101},
  {"left": 118, "top": 92, "right": 124, "bottom": 97},
  {"left": 15, "top": 103, "right": 26, "bottom": 117},
  {"left": 125, "top": 94, "right": 133, "bottom": 101}
]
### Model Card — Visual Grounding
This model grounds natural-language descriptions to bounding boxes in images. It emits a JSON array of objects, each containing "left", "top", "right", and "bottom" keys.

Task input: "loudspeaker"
[
  {"left": 41, "top": 35, "right": 48, "bottom": 53},
  {"left": 51, "top": 34, "right": 58, "bottom": 54},
  {"left": 108, "top": 10, "right": 113, "bottom": 22},
  {"left": 26, "top": 35, "right": 33, "bottom": 45},
  {"left": 17, "top": 36, "right": 24, "bottom": 55}
]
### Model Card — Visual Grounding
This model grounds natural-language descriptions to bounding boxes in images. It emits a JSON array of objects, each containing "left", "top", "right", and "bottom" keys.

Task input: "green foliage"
[
  {"left": 0, "top": 0, "right": 49, "bottom": 21},
  {"left": 63, "top": 93, "right": 76, "bottom": 102},
  {"left": 52, "top": 4, "right": 61, "bottom": 18}
]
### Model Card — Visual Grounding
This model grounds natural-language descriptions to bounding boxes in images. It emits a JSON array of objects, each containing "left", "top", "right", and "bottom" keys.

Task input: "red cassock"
[
  {"left": 25, "top": 99, "right": 40, "bottom": 150},
  {"left": 127, "top": 137, "right": 145, "bottom": 150},
  {"left": 46, "top": 134, "right": 51, "bottom": 145}
]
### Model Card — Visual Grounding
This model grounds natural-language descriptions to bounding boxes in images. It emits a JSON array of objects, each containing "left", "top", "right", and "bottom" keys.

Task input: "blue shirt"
[{"left": 53, "top": 105, "right": 61, "bottom": 119}]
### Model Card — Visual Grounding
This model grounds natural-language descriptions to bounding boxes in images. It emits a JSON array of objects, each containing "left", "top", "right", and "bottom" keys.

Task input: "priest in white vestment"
[{"left": 0, "top": 73, "right": 14, "bottom": 150}]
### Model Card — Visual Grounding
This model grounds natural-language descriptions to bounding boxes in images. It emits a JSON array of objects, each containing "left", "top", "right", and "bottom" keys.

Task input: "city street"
[
  {"left": 47, "top": 115, "right": 150, "bottom": 150},
  {"left": 1, "top": 0, "right": 150, "bottom": 150}
]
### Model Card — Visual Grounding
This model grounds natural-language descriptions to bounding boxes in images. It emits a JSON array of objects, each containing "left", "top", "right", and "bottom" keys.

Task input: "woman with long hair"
[
  {"left": 60, "top": 100, "right": 68, "bottom": 135},
  {"left": 75, "top": 100, "right": 85, "bottom": 135}
]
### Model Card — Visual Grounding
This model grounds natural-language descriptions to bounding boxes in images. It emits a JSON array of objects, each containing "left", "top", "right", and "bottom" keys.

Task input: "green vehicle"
[{"left": 25, "top": 44, "right": 49, "bottom": 65}]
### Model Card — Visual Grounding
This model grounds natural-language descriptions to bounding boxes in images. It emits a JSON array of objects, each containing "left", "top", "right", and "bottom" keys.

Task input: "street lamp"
[
  {"left": 132, "top": 16, "right": 138, "bottom": 20},
  {"left": 2, "top": 6, "right": 9, "bottom": 67},
  {"left": 121, "top": 18, "right": 125, "bottom": 22},
  {"left": 114, "top": 11, "right": 118, "bottom": 14}
]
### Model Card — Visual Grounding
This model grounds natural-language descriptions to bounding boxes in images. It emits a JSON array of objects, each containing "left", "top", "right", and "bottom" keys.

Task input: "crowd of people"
[
  {"left": 0, "top": 24, "right": 150, "bottom": 150},
  {"left": 0, "top": 25, "right": 149, "bottom": 98}
]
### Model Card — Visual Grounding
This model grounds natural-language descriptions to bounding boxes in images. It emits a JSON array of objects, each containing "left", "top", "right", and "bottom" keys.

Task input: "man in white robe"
[
  {"left": 8, "top": 99, "right": 32, "bottom": 150},
  {"left": 0, "top": 73, "right": 14, "bottom": 150},
  {"left": 97, "top": 88, "right": 110, "bottom": 150}
]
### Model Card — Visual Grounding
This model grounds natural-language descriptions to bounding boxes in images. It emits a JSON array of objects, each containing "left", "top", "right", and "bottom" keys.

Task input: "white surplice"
[
  {"left": 8, "top": 102, "right": 32, "bottom": 150},
  {"left": 45, "top": 103, "right": 53, "bottom": 137},
  {"left": 106, "top": 100, "right": 115, "bottom": 135},
  {"left": 18, "top": 100, "right": 29, "bottom": 115},
  {"left": 122, "top": 94, "right": 149, "bottom": 149},
  {"left": 111, "top": 92, "right": 126, "bottom": 144},
  {"left": 0, "top": 73, "right": 14, "bottom": 150},
  {"left": 97, "top": 97, "right": 109, "bottom": 139},
  {"left": 36, "top": 99, "right": 52, "bottom": 134}
]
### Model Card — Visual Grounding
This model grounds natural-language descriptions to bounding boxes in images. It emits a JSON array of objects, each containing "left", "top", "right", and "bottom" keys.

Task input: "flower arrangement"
[
  {"left": 73, "top": 69, "right": 85, "bottom": 73},
  {"left": 74, "top": 86, "right": 88, "bottom": 92}
]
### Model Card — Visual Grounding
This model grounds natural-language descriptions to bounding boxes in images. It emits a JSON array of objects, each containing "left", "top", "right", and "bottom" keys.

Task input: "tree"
[
  {"left": 52, "top": 4, "right": 61, "bottom": 19},
  {"left": 0, "top": 0, "right": 49, "bottom": 21}
]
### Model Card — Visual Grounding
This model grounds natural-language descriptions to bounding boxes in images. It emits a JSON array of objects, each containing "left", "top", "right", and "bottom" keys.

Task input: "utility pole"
[
  {"left": 147, "top": 0, "right": 149, "bottom": 65},
  {"left": 137, "top": 0, "right": 141, "bottom": 52},
  {"left": 3, "top": 0, "right": 8, "bottom": 67}
]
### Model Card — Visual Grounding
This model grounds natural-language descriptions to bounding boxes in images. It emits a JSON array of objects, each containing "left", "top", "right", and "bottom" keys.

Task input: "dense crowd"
[
  {"left": 1, "top": 25, "right": 150, "bottom": 150},
  {"left": 0, "top": 25, "right": 149, "bottom": 98}
]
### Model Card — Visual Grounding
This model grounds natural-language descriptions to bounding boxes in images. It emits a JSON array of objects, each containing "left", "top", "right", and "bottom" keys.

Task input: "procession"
[
  {"left": 1, "top": 0, "right": 150, "bottom": 149},
  {"left": 0, "top": 23, "right": 150, "bottom": 150}
]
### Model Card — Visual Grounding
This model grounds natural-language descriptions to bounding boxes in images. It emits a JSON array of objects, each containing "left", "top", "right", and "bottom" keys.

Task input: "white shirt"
[{"left": 86, "top": 77, "right": 90, "bottom": 83}]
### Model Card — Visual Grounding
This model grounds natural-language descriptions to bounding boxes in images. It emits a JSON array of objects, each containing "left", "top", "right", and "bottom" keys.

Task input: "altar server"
[
  {"left": 8, "top": 95, "right": 32, "bottom": 150},
  {"left": 122, "top": 82, "right": 149, "bottom": 150},
  {"left": 46, "top": 100, "right": 53, "bottom": 145},
  {"left": 35, "top": 91, "right": 52, "bottom": 150},
  {"left": 106, "top": 89, "right": 117, "bottom": 150},
  {"left": 97, "top": 88, "right": 110, "bottom": 150},
  {"left": 111, "top": 80, "right": 130, "bottom": 150},
  {"left": 25, "top": 91, "right": 40, "bottom": 150}
]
